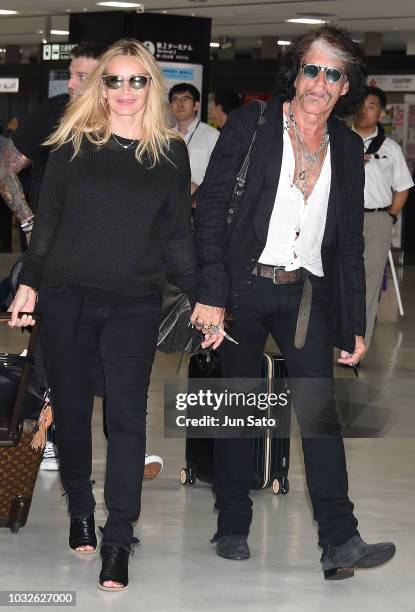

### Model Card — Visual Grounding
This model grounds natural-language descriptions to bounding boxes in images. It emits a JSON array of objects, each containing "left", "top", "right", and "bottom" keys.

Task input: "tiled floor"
[{"left": 0, "top": 250, "right": 414, "bottom": 611}]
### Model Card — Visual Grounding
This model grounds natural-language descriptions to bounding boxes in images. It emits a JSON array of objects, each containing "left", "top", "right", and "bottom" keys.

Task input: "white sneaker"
[
  {"left": 40, "top": 441, "right": 60, "bottom": 471},
  {"left": 144, "top": 454, "right": 163, "bottom": 481}
]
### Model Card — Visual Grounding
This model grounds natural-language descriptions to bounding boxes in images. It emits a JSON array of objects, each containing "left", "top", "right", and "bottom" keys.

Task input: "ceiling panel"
[{"left": 0, "top": 0, "right": 414, "bottom": 48}]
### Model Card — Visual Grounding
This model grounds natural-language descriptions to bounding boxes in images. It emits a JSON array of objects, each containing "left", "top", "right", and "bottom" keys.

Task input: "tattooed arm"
[{"left": 0, "top": 138, "right": 33, "bottom": 223}]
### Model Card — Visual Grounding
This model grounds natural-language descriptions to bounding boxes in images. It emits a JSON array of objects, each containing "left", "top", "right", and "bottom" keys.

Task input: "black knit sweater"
[{"left": 20, "top": 135, "right": 198, "bottom": 300}]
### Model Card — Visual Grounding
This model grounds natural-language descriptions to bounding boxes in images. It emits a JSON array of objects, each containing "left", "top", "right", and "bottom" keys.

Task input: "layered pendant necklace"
[
  {"left": 287, "top": 102, "right": 329, "bottom": 203},
  {"left": 111, "top": 133, "right": 138, "bottom": 150}
]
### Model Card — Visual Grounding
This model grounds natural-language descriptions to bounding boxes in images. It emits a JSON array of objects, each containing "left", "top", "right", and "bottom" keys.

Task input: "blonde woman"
[{"left": 9, "top": 39, "right": 197, "bottom": 591}]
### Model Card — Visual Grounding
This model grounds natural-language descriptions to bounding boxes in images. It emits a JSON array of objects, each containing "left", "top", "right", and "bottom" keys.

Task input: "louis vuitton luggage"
[{"left": 0, "top": 313, "right": 46, "bottom": 533}]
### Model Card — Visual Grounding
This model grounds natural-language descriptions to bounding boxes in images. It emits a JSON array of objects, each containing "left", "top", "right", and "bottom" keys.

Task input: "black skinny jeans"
[
  {"left": 215, "top": 273, "right": 359, "bottom": 550},
  {"left": 37, "top": 286, "right": 161, "bottom": 548}
]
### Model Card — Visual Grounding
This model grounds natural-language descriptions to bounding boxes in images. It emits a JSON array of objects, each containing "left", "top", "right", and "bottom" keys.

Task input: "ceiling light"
[
  {"left": 97, "top": 1, "right": 143, "bottom": 6},
  {"left": 210, "top": 42, "right": 220, "bottom": 48},
  {"left": 286, "top": 18, "right": 326, "bottom": 25},
  {"left": 51, "top": 29, "right": 70, "bottom": 35},
  {"left": 0, "top": 9, "right": 18, "bottom": 14},
  {"left": 277, "top": 40, "right": 291, "bottom": 46},
  {"left": 42, "top": 39, "right": 47, "bottom": 44}
]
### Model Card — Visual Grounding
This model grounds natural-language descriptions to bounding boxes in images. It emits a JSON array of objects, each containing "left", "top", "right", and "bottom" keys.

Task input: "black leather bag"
[
  {"left": 157, "top": 285, "right": 200, "bottom": 354},
  {"left": 0, "top": 313, "right": 44, "bottom": 447},
  {"left": 0, "top": 355, "right": 44, "bottom": 422}
]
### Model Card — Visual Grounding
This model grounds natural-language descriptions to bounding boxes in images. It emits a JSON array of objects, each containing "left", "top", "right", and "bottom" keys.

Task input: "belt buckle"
[
  {"left": 273, "top": 267, "right": 281, "bottom": 284},
  {"left": 273, "top": 267, "right": 301, "bottom": 284}
]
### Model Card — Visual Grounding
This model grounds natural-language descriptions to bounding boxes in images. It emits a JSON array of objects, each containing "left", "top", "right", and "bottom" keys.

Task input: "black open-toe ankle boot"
[
  {"left": 98, "top": 544, "right": 130, "bottom": 591},
  {"left": 69, "top": 514, "right": 97, "bottom": 553}
]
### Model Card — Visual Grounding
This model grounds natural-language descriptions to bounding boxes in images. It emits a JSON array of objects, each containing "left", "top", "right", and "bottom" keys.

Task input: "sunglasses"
[
  {"left": 301, "top": 63, "right": 344, "bottom": 84},
  {"left": 101, "top": 74, "right": 151, "bottom": 90}
]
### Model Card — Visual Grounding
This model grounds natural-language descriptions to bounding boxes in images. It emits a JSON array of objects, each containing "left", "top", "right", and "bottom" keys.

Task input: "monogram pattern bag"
[{"left": 0, "top": 313, "right": 46, "bottom": 532}]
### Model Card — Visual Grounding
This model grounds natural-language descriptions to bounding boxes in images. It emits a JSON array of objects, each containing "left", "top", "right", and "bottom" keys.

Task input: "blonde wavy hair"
[{"left": 45, "top": 38, "right": 179, "bottom": 166}]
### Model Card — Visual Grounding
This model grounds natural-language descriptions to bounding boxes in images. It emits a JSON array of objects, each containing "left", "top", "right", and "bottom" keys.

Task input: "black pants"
[
  {"left": 38, "top": 287, "right": 161, "bottom": 548},
  {"left": 215, "top": 274, "right": 359, "bottom": 549}
]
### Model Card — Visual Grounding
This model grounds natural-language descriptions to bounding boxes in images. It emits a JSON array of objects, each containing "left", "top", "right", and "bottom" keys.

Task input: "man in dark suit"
[{"left": 191, "top": 26, "right": 396, "bottom": 580}]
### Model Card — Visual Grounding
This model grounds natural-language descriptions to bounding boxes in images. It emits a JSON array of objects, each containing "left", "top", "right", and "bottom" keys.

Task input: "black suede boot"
[{"left": 322, "top": 535, "right": 396, "bottom": 580}]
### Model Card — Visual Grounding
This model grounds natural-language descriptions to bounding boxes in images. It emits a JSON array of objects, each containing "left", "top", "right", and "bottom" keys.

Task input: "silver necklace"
[
  {"left": 288, "top": 102, "right": 328, "bottom": 163},
  {"left": 287, "top": 102, "right": 329, "bottom": 202},
  {"left": 111, "top": 133, "right": 137, "bottom": 150}
]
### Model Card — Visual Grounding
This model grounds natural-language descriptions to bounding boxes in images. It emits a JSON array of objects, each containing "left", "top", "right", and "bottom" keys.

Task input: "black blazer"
[{"left": 194, "top": 96, "right": 366, "bottom": 352}]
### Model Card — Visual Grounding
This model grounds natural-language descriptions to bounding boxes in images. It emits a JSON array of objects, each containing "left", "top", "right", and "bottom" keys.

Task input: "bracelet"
[{"left": 21, "top": 216, "right": 35, "bottom": 233}]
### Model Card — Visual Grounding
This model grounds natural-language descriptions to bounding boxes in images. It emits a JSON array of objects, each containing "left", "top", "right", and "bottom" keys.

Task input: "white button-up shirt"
[
  {"left": 258, "top": 116, "right": 331, "bottom": 277},
  {"left": 174, "top": 117, "right": 219, "bottom": 186},
  {"left": 352, "top": 126, "right": 414, "bottom": 208}
]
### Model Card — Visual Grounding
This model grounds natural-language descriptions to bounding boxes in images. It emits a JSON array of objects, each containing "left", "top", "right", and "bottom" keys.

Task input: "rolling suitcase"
[
  {"left": 0, "top": 312, "right": 46, "bottom": 533},
  {"left": 180, "top": 351, "right": 290, "bottom": 495}
]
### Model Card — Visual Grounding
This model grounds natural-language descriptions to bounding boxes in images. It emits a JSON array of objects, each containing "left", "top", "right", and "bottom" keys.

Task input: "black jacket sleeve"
[
  {"left": 194, "top": 104, "right": 257, "bottom": 307},
  {"left": 19, "top": 144, "right": 70, "bottom": 289},
  {"left": 342, "top": 130, "right": 366, "bottom": 338},
  {"left": 12, "top": 95, "right": 68, "bottom": 161},
  {"left": 159, "top": 139, "right": 198, "bottom": 304}
]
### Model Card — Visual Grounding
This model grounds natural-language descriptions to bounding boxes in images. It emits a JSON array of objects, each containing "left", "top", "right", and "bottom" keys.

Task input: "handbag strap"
[
  {"left": 236, "top": 100, "right": 266, "bottom": 184},
  {"left": 227, "top": 100, "right": 267, "bottom": 226},
  {"left": 0, "top": 312, "right": 41, "bottom": 442}
]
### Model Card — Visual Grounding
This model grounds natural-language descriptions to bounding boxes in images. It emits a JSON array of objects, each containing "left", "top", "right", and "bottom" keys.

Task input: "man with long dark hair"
[{"left": 191, "top": 26, "right": 396, "bottom": 579}]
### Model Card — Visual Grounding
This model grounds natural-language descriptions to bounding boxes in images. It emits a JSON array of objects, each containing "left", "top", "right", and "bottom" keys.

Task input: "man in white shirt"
[
  {"left": 169, "top": 83, "right": 219, "bottom": 194},
  {"left": 353, "top": 87, "right": 414, "bottom": 349},
  {"left": 191, "top": 26, "right": 396, "bottom": 579}
]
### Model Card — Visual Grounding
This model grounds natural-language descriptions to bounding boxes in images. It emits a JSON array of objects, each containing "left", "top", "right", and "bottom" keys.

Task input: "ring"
[
  {"left": 202, "top": 324, "right": 210, "bottom": 334},
  {"left": 195, "top": 321, "right": 203, "bottom": 330},
  {"left": 210, "top": 324, "right": 220, "bottom": 334}
]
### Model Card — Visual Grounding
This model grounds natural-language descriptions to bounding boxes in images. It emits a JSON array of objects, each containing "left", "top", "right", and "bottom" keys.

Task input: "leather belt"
[
  {"left": 252, "top": 263, "right": 307, "bottom": 284},
  {"left": 252, "top": 264, "right": 312, "bottom": 349},
  {"left": 364, "top": 206, "right": 389, "bottom": 213}
]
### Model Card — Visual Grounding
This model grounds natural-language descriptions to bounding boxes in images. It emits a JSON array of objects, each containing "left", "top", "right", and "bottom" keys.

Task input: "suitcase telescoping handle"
[{"left": 0, "top": 312, "right": 42, "bottom": 444}]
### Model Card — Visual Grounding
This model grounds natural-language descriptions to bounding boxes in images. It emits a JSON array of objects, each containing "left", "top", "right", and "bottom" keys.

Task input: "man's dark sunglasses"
[
  {"left": 101, "top": 74, "right": 151, "bottom": 90},
  {"left": 301, "top": 63, "right": 344, "bottom": 84}
]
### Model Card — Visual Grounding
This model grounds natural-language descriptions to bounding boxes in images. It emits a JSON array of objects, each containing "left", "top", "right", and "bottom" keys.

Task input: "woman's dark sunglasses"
[
  {"left": 301, "top": 63, "right": 344, "bottom": 84},
  {"left": 101, "top": 74, "right": 152, "bottom": 90}
]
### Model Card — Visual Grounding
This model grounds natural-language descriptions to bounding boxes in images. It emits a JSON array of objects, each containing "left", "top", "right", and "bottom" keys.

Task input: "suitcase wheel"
[
  {"left": 180, "top": 467, "right": 195, "bottom": 486},
  {"left": 272, "top": 477, "right": 289, "bottom": 496}
]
